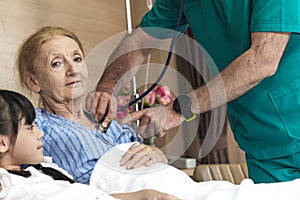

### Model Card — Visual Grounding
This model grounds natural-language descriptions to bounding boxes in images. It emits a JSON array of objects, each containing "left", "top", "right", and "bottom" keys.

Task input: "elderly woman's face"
[{"left": 33, "top": 35, "right": 88, "bottom": 102}]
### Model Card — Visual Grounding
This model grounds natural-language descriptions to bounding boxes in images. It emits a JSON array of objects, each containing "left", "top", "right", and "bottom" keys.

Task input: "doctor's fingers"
[
  {"left": 129, "top": 109, "right": 149, "bottom": 121},
  {"left": 85, "top": 90, "right": 110, "bottom": 122},
  {"left": 138, "top": 117, "right": 167, "bottom": 138},
  {"left": 96, "top": 93, "right": 118, "bottom": 123},
  {"left": 118, "top": 109, "right": 148, "bottom": 126},
  {"left": 124, "top": 108, "right": 165, "bottom": 138}
]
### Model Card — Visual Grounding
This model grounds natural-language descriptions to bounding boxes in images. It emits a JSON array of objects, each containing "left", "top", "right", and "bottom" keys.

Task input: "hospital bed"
[
  {"left": 192, "top": 163, "right": 248, "bottom": 184},
  {"left": 91, "top": 143, "right": 300, "bottom": 200}
]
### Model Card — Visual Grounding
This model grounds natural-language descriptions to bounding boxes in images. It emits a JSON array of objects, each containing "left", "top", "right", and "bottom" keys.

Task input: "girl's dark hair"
[{"left": 0, "top": 90, "right": 35, "bottom": 146}]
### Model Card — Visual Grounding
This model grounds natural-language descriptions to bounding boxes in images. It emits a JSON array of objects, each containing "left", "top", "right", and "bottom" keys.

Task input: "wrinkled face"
[
  {"left": 33, "top": 35, "right": 88, "bottom": 102},
  {"left": 10, "top": 119, "right": 44, "bottom": 165}
]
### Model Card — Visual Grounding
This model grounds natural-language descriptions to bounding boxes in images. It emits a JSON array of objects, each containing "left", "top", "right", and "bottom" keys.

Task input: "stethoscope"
[{"left": 117, "top": 0, "right": 185, "bottom": 111}]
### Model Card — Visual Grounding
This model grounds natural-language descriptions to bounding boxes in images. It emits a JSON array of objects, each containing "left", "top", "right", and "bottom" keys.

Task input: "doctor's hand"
[
  {"left": 122, "top": 104, "right": 184, "bottom": 138},
  {"left": 120, "top": 142, "right": 168, "bottom": 169},
  {"left": 85, "top": 89, "right": 117, "bottom": 128}
]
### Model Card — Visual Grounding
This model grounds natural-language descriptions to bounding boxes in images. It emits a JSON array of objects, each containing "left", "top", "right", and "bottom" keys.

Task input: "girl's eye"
[{"left": 28, "top": 124, "right": 34, "bottom": 130}]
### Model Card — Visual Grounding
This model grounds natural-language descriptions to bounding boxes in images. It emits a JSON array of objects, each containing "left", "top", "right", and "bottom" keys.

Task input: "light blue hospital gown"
[{"left": 35, "top": 108, "right": 141, "bottom": 184}]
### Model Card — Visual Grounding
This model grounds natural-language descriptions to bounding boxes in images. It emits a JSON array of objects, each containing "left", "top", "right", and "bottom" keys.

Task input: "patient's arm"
[
  {"left": 120, "top": 143, "right": 168, "bottom": 169},
  {"left": 111, "top": 189, "right": 178, "bottom": 200}
]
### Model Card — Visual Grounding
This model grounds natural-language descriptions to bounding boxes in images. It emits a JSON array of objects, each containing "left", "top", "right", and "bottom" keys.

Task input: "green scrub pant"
[{"left": 246, "top": 152, "right": 300, "bottom": 183}]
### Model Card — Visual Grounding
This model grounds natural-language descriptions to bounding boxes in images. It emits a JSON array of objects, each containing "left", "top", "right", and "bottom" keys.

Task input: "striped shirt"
[{"left": 35, "top": 108, "right": 141, "bottom": 184}]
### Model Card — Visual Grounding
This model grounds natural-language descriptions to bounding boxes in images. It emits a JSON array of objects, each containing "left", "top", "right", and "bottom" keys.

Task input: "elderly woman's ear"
[{"left": 26, "top": 75, "right": 41, "bottom": 93}]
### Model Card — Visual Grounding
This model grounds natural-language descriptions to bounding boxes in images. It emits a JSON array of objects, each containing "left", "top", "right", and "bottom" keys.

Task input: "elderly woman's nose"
[{"left": 66, "top": 59, "right": 81, "bottom": 74}]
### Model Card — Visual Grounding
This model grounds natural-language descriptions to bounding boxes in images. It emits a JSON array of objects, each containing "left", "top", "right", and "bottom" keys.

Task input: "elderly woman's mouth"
[{"left": 65, "top": 80, "right": 82, "bottom": 86}]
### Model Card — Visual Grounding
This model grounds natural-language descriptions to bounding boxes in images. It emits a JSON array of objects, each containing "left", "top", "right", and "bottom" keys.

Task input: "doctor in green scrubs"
[{"left": 87, "top": 0, "right": 300, "bottom": 183}]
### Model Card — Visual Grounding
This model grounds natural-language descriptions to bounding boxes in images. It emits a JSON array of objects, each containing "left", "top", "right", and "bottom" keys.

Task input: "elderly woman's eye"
[
  {"left": 74, "top": 56, "right": 82, "bottom": 63},
  {"left": 51, "top": 61, "right": 61, "bottom": 68},
  {"left": 51, "top": 58, "right": 63, "bottom": 68}
]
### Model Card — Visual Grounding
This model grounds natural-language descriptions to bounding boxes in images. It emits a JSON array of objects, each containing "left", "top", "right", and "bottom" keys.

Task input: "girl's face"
[
  {"left": 9, "top": 119, "right": 44, "bottom": 166},
  {"left": 33, "top": 35, "right": 88, "bottom": 102}
]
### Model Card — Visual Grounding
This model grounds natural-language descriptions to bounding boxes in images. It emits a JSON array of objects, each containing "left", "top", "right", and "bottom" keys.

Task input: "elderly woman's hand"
[{"left": 120, "top": 142, "right": 168, "bottom": 169}]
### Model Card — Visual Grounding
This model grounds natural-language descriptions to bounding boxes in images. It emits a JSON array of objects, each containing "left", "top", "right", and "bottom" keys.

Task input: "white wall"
[{"left": 0, "top": 0, "right": 127, "bottom": 104}]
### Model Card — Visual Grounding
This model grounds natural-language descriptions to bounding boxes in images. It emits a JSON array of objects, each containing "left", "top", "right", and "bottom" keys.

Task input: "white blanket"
[
  {"left": 90, "top": 142, "right": 300, "bottom": 200},
  {"left": 0, "top": 168, "right": 116, "bottom": 200}
]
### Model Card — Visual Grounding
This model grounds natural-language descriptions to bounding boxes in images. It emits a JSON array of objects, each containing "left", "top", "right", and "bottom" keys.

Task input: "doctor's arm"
[
  {"left": 85, "top": 28, "right": 159, "bottom": 124},
  {"left": 130, "top": 32, "right": 291, "bottom": 138},
  {"left": 191, "top": 32, "right": 290, "bottom": 114}
]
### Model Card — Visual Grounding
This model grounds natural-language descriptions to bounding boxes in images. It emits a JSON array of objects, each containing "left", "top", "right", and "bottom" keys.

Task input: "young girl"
[{"left": 0, "top": 90, "right": 177, "bottom": 200}]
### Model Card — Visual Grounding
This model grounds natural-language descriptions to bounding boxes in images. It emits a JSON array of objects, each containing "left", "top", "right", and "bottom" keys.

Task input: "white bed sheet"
[
  {"left": 0, "top": 167, "right": 116, "bottom": 200},
  {"left": 90, "top": 142, "right": 300, "bottom": 200}
]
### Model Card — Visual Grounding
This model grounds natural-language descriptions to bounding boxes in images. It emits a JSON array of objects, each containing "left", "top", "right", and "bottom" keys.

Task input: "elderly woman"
[{"left": 16, "top": 26, "right": 167, "bottom": 185}]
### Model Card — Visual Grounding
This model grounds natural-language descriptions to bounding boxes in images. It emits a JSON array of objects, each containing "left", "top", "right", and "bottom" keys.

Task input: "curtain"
[{"left": 175, "top": 28, "right": 229, "bottom": 164}]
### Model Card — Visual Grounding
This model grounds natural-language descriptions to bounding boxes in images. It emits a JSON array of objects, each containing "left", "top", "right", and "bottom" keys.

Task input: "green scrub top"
[{"left": 140, "top": 0, "right": 300, "bottom": 182}]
